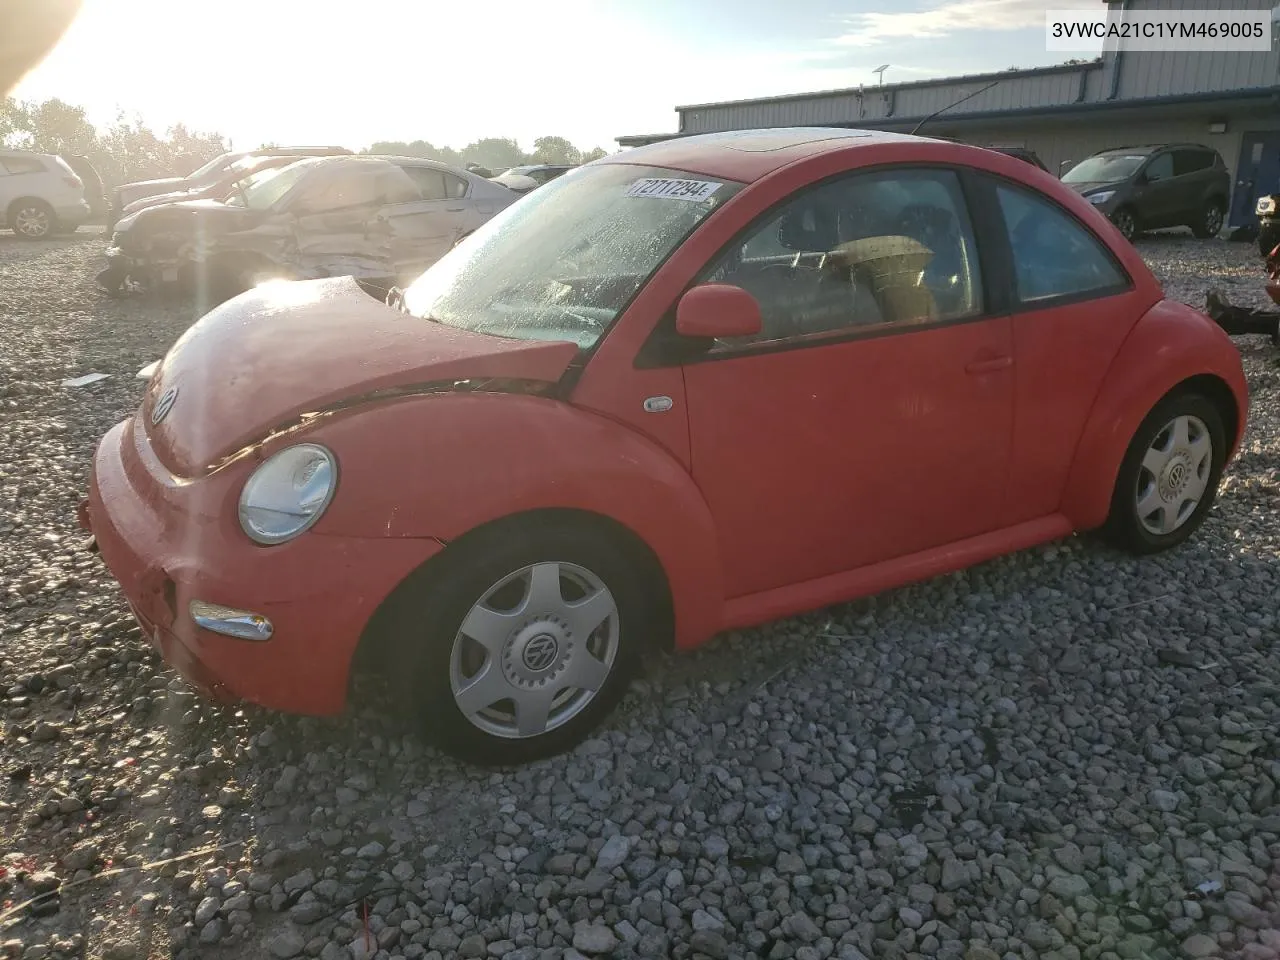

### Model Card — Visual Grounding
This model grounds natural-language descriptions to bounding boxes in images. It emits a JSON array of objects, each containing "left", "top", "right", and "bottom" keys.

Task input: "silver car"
[{"left": 99, "top": 155, "right": 520, "bottom": 297}]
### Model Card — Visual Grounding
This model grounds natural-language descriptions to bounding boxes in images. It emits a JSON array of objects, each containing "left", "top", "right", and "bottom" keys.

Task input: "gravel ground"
[{"left": 1, "top": 227, "right": 1278, "bottom": 960}]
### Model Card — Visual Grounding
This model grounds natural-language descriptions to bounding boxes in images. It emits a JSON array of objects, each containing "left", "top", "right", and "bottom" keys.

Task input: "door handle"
[
  {"left": 965, "top": 355, "right": 1012, "bottom": 375},
  {"left": 446, "top": 206, "right": 465, "bottom": 212}
]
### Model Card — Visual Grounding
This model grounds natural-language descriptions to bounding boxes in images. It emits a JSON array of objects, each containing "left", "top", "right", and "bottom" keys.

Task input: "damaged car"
[
  {"left": 116, "top": 152, "right": 323, "bottom": 220},
  {"left": 106, "top": 145, "right": 353, "bottom": 230},
  {"left": 80, "top": 129, "right": 1247, "bottom": 765},
  {"left": 97, "top": 155, "right": 519, "bottom": 300}
]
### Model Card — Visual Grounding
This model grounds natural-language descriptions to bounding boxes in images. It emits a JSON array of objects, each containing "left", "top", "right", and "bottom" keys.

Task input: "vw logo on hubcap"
[
  {"left": 151, "top": 386, "right": 179, "bottom": 425},
  {"left": 522, "top": 634, "right": 559, "bottom": 672}
]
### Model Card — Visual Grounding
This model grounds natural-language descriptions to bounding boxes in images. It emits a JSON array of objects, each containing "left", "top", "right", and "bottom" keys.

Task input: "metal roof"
[
  {"left": 618, "top": 85, "right": 1280, "bottom": 147},
  {"left": 673, "top": 60, "right": 1103, "bottom": 113}
]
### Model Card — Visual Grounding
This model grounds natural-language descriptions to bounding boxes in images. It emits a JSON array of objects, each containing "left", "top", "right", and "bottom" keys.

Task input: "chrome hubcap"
[
  {"left": 449, "top": 561, "right": 619, "bottom": 739},
  {"left": 15, "top": 207, "right": 49, "bottom": 237},
  {"left": 1206, "top": 206, "right": 1223, "bottom": 233},
  {"left": 1135, "top": 414, "right": 1212, "bottom": 536}
]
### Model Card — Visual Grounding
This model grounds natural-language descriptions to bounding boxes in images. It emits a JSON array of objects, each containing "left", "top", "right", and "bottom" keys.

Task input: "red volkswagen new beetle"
[{"left": 82, "top": 129, "right": 1249, "bottom": 764}]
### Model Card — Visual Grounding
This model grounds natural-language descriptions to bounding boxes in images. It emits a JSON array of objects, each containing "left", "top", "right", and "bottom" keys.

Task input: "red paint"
[
  {"left": 675, "top": 283, "right": 764, "bottom": 339},
  {"left": 85, "top": 129, "right": 1250, "bottom": 717}
]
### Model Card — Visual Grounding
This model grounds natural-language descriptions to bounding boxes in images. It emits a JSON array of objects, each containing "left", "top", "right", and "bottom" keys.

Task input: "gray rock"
[
  {"left": 690, "top": 930, "right": 729, "bottom": 959},
  {"left": 572, "top": 925, "right": 618, "bottom": 955},
  {"left": 594, "top": 835, "right": 630, "bottom": 872},
  {"left": 194, "top": 896, "right": 220, "bottom": 926},
  {"left": 1180, "top": 933, "right": 1219, "bottom": 958},
  {"left": 268, "top": 929, "right": 306, "bottom": 958},
  {"left": 1149, "top": 789, "right": 1181, "bottom": 813}
]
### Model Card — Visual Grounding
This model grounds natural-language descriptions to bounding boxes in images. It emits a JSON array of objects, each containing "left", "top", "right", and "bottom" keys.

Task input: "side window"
[
  {"left": 1, "top": 156, "right": 48, "bottom": 175},
  {"left": 1144, "top": 152, "right": 1174, "bottom": 181},
  {"left": 994, "top": 182, "right": 1129, "bottom": 305},
  {"left": 701, "top": 167, "right": 985, "bottom": 351},
  {"left": 1172, "top": 150, "right": 1211, "bottom": 177},
  {"left": 445, "top": 174, "right": 469, "bottom": 199},
  {"left": 402, "top": 167, "right": 449, "bottom": 201},
  {"left": 295, "top": 168, "right": 387, "bottom": 214}
]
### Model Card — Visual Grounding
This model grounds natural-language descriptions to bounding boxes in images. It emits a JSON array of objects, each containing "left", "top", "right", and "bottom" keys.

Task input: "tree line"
[{"left": 0, "top": 96, "right": 612, "bottom": 187}]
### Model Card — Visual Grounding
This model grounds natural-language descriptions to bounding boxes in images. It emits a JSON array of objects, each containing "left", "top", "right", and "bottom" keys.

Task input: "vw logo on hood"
[{"left": 151, "top": 386, "right": 179, "bottom": 425}]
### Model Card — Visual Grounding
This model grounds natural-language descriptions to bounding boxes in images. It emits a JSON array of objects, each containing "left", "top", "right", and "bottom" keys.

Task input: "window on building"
[
  {"left": 699, "top": 167, "right": 984, "bottom": 351},
  {"left": 994, "top": 182, "right": 1129, "bottom": 305}
]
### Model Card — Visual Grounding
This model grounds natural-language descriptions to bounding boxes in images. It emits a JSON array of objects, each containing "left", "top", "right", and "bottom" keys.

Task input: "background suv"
[
  {"left": 1061, "top": 143, "right": 1230, "bottom": 241},
  {"left": 0, "top": 150, "right": 91, "bottom": 239}
]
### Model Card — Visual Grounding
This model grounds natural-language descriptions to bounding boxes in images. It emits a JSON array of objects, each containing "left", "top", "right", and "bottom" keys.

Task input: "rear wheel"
[
  {"left": 8, "top": 199, "right": 55, "bottom": 240},
  {"left": 1101, "top": 392, "right": 1227, "bottom": 555},
  {"left": 390, "top": 522, "right": 648, "bottom": 765},
  {"left": 1191, "top": 199, "right": 1225, "bottom": 239}
]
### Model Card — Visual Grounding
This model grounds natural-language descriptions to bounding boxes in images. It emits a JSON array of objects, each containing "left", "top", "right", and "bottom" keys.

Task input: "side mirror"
[{"left": 675, "top": 283, "right": 763, "bottom": 339}]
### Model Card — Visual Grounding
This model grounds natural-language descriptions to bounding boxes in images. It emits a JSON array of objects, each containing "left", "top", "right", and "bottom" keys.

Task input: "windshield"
[
  {"left": 187, "top": 152, "right": 236, "bottom": 182},
  {"left": 403, "top": 164, "right": 743, "bottom": 349},
  {"left": 224, "top": 162, "right": 311, "bottom": 210},
  {"left": 1063, "top": 153, "right": 1147, "bottom": 183}
]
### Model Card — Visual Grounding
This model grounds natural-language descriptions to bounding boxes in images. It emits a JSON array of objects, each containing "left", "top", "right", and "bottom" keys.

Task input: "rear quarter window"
[{"left": 1, "top": 156, "right": 49, "bottom": 175}]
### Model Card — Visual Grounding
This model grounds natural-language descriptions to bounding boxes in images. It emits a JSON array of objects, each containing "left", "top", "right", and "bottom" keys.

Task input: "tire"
[
  {"left": 389, "top": 521, "right": 648, "bottom": 765},
  {"left": 1259, "top": 224, "right": 1280, "bottom": 259},
  {"left": 1112, "top": 207, "right": 1138, "bottom": 242},
  {"left": 1191, "top": 199, "right": 1225, "bottom": 239},
  {"left": 1101, "top": 391, "right": 1227, "bottom": 555},
  {"left": 8, "top": 199, "right": 56, "bottom": 240}
]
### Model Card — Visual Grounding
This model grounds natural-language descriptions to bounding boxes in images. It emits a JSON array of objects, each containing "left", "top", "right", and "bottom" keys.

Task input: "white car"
[{"left": 0, "top": 150, "right": 92, "bottom": 239}]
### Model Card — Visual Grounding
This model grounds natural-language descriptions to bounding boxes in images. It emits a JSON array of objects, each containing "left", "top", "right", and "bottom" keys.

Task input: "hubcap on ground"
[
  {"left": 1135, "top": 414, "right": 1212, "bottom": 536},
  {"left": 449, "top": 561, "right": 619, "bottom": 739},
  {"left": 15, "top": 207, "right": 50, "bottom": 238}
]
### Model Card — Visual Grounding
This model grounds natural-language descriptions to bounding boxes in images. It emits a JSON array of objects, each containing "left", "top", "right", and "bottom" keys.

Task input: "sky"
[{"left": 14, "top": 0, "right": 1104, "bottom": 154}]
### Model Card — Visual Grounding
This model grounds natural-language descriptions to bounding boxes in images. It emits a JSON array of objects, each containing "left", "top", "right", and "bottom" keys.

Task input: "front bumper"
[{"left": 81, "top": 414, "right": 443, "bottom": 715}]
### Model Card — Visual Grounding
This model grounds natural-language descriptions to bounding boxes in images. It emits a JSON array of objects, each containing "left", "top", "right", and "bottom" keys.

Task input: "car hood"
[
  {"left": 117, "top": 176, "right": 188, "bottom": 202},
  {"left": 1064, "top": 180, "right": 1122, "bottom": 195},
  {"left": 114, "top": 199, "right": 257, "bottom": 238},
  {"left": 141, "top": 276, "right": 581, "bottom": 478},
  {"left": 123, "top": 187, "right": 210, "bottom": 215}
]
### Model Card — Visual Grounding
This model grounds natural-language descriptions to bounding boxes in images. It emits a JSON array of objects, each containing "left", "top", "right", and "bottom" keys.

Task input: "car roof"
[{"left": 600, "top": 127, "right": 995, "bottom": 184}]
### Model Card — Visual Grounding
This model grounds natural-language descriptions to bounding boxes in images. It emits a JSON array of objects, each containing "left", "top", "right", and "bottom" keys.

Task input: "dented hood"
[{"left": 142, "top": 277, "right": 580, "bottom": 477}]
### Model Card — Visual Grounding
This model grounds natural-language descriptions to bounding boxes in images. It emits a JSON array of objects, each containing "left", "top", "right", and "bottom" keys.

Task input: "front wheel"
[
  {"left": 393, "top": 523, "right": 648, "bottom": 765},
  {"left": 1112, "top": 207, "right": 1138, "bottom": 242},
  {"left": 1101, "top": 392, "right": 1227, "bottom": 555}
]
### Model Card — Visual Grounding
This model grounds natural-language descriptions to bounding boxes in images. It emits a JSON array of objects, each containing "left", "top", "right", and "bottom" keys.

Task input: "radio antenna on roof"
[{"left": 910, "top": 80, "right": 1001, "bottom": 136}]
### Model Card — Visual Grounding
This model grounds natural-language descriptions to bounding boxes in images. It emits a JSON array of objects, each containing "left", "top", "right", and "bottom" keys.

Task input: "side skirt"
[{"left": 714, "top": 514, "right": 1074, "bottom": 636}]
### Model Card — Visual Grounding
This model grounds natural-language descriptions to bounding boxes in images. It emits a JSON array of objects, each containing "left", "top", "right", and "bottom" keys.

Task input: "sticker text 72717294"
[{"left": 625, "top": 178, "right": 723, "bottom": 203}]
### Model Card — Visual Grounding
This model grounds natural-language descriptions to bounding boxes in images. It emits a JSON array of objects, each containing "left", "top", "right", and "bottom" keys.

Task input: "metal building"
[{"left": 616, "top": 0, "right": 1280, "bottom": 231}]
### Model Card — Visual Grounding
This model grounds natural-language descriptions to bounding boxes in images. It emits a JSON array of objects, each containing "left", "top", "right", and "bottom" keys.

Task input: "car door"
[
  {"left": 1135, "top": 151, "right": 1178, "bottom": 228},
  {"left": 289, "top": 164, "right": 395, "bottom": 279},
  {"left": 1232, "top": 133, "right": 1280, "bottom": 229},
  {"left": 982, "top": 175, "right": 1144, "bottom": 527},
  {"left": 390, "top": 166, "right": 473, "bottom": 274},
  {"left": 676, "top": 165, "right": 1015, "bottom": 599}
]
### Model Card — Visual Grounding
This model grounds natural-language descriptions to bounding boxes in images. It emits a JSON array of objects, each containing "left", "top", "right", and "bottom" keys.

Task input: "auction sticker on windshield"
[{"left": 626, "top": 178, "right": 723, "bottom": 202}]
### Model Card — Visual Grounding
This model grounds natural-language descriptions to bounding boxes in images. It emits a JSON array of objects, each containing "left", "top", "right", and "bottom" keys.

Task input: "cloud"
[{"left": 832, "top": 0, "right": 1098, "bottom": 47}]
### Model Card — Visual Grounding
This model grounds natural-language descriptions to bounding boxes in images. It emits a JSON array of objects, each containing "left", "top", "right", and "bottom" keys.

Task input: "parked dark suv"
[{"left": 1061, "top": 143, "right": 1230, "bottom": 241}]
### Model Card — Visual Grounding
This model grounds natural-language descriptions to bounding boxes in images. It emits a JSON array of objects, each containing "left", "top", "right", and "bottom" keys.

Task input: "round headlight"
[{"left": 238, "top": 443, "right": 337, "bottom": 545}]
